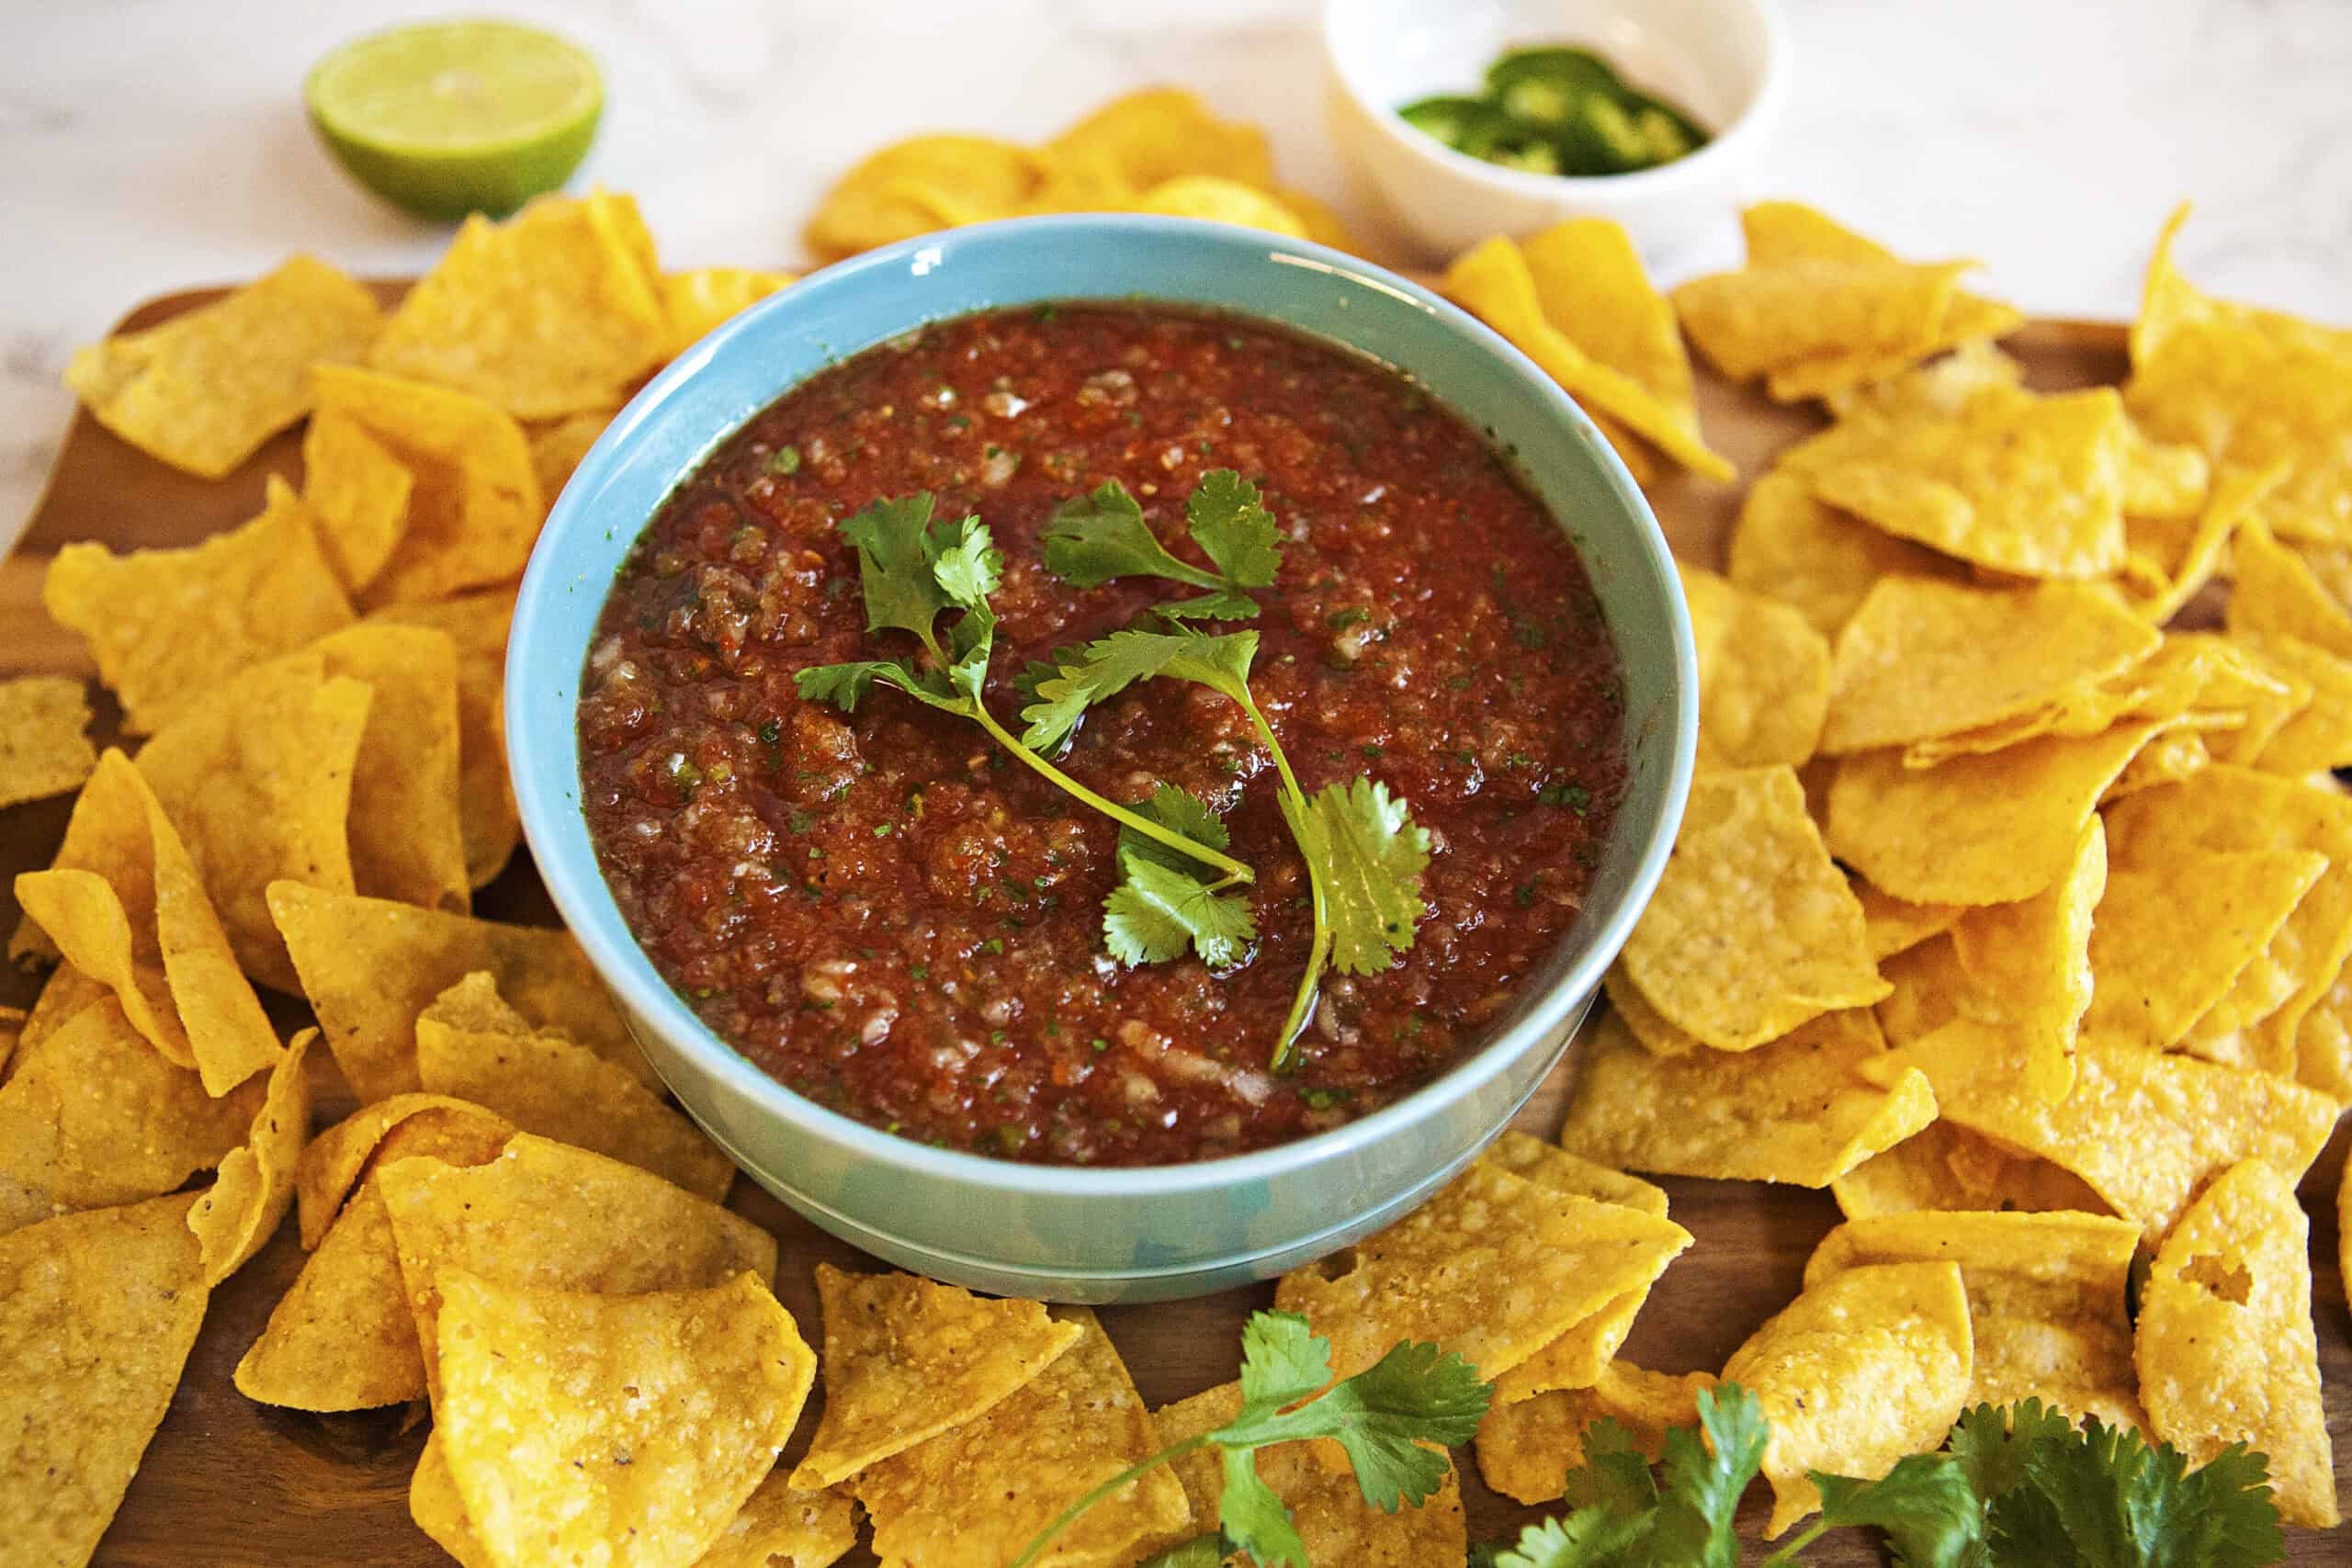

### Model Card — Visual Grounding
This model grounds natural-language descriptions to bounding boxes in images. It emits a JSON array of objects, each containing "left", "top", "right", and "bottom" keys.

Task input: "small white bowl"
[{"left": 1324, "top": 0, "right": 1790, "bottom": 263}]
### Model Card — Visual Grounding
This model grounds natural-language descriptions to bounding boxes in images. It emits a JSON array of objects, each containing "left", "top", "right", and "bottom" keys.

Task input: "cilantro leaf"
[
  {"left": 1040, "top": 474, "right": 1276, "bottom": 617},
  {"left": 1186, "top": 469, "right": 1283, "bottom": 589},
  {"left": 1948, "top": 1400, "right": 2075, "bottom": 1511},
  {"left": 1219, "top": 1448, "right": 1311, "bottom": 1568},
  {"left": 2004, "top": 1418, "right": 2283, "bottom": 1568},
  {"left": 1042, "top": 479, "right": 1209, "bottom": 589},
  {"left": 838, "top": 493, "right": 956, "bottom": 649},
  {"left": 1105, "top": 854, "right": 1257, "bottom": 967},
  {"left": 927, "top": 513, "right": 1003, "bottom": 608},
  {"left": 794, "top": 659, "right": 960, "bottom": 714},
  {"left": 1281, "top": 777, "right": 1432, "bottom": 975},
  {"left": 1235, "top": 1311, "right": 1332, "bottom": 1411},
  {"left": 1643, "top": 1384, "right": 1769, "bottom": 1568},
  {"left": 1562, "top": 1420, "right": 1661, "bottom": 1517},
  {"left": 1219, "top": 1337, "right": 1488, "bottom": 1512},
  {"left": 1488, "top": 1511, "right": 1662, "bottom": 1568},
  {"left": 1811, "top": 1457, "right": 1984, "bottom": 1568},
  {"left": 1134, "top": 1537, "right": 1229, "bottom": 1568},
  {"left": 1018, "top": 627, "right": 1260, "bottom": 753}
]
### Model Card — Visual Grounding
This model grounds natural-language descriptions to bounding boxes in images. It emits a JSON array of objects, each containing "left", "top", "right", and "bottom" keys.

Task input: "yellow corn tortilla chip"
[
  {"left": 2120, "top": 419, "right": 2213, "bottom": 520},
  {"left": 1588, "top": 408, "right": 1663, "bottom": 491},
  {"left": 1859, "top": 1020, "right": 2338, "bottom": 1240},
  {"left": 1125, "top": 175, "right": 1306, "bottom": 237},
  {"left": 2101, "top": 726, "right": 2212, "bottom": 802},
  {"left": 1274, "top": 1156, "right": 1690, "bottom": 1383},
  {"left": 790, "top": 1264, "right": 1083, "bottom": 1489},
  {"left": 1481, "top": 1130, "right": 1668, "bottom": 1217},
  {"left": 2086, "top": 852, "right": 2326, "bottom": 1050},
  {"left": 136, "top": 659, "right": 370, "bottom": 993},
  {"left": 1273, "top": 186, "right": 1361, "bottom": 254},
  {"left": 240, "top": 1105, "right": 515, "bottom": 1411},
  {"left": 368, "top": 590, "right": 519, "bottom": 887},
  {"left": 1724, "top": 1259, "right": 1973, "bottom": 1537},
  {"left": 1808, "top": 1211, "right": 2144, "bottom": 1431},
  {"left": 18, "top": 964, "right": 111, "bottom": 1058},
  {"left": 0, "top": 995, "right": 263, "bottom": 1235},
  {"left": 0, "top": 674, "right": 96, "bottom": 810},
  {"left": 662, "top": 268, "right": 795, "bottom": 359},
  {"left": 1680, "top": 567, "right": 1830, "bottom": 769},
  {"left": 269, "top": 881, "right": 639, "bottom": 1102},
  {"left": 411, "top": 1434, "right": 493, "bottom": 1568},
  {"left": 1873, "top": 933, "right": 1994, "bottom": 1048},
  {"left": 2137, "top": 1160, "right": 2338, "bottom": 1527},
  {"left": 2228, "top": 509, "right": 2352, "bottom": 657},
  {"left": 187, "top": 1030, "right": 313, "bottom": 1286},
  {"left": 1445, "top": 235, "right": 1734, "bottom": 484},
  {"left": 1561, "top": 1008, "right": 1933, "bottom": 1188},
  {"left": 526, "top": 406, "right": 616, "bottom": 502},
  {"left": 0, "top": 1006, "right": 20, "bottom": 1082},
  {"left": 1674, "top": 253, "right": 1974, "bottom": 388},
  {"left": 805, "top": 137, "right": 1065, "bottom": 259},
  {"left": 1602, "top": 962, "right": 1700, "bottom": 1057},
  {"left": 1826, "top": 716, "right": 2180, "bottom": 906},
  {"left": 435, "top": 1269, "right": 814, "bottom": 1568},
  {"left": 1620, "top": 766, "right": 1887, "bottom": 1050},
  {"left": 1824, "top": 578, "right": 2160, "bottom": 755},
  {"left": 2105, "top": 766, "right": 2352, "bottom": 1068},
  {"left": 1474, "top": 1360, "right": 1715, "bottom": 1506},
  {"left": 2126, "top": 207, "right": 2352, "bottom": 545},
  {"left": 857, "top": 1307, "right": 1191, "bottom": 1568},
  {"left": 694, "top": 1470, "right": 857, "bottom": 1568},
  {"left": 1725, "top": 472, "right": 1964, "bottom": 639},
  {"left": 379, "top": 1133, "right": 777, "bottom": 1401},
  {"left": 1155, "top": 1379, "right": 1465, "bottom": 1563},
  {"left": 62, "top": 254, "right": 381, "bottom": 478},
  {"left": 1818, "top": 338, "right": 2028, "bottom": 427},
  {"left": 1049, "top": 87, "right": 1272, "bottom": 191},
  {"left": 2243, "top": 633, "right": 2352, "bottom": 774},
  {"left": 1832, "top": 1120, "right": 2111, "bottom": 1222},
  {"left": 1785, "top": 385, "right": 2128, "bottom": 579},
  {"left": 1945, "top": 816, "right": 2105, "bottom": 1102},
  {"left": 301, "top": 407, "right": 413, "bottom": 594},
  {"left": 298, "top": 623, "right": 470, "bottom": 915},
  {"left": 1854, "top": 880, "right": 1963, "bottom": 963},
  {"left": 417, "top": 973, "right": 730, "bottom": 1201},
  {"left": 43, "top": 474, "right": 356, "bottom": 735},
  {"left": 295, "top": 1093, "right": 518, "bottom": 1246},
  {"left": 0, "top": 1192, "right": 209, "bottom": 1568},
  {"left": 16, "top": 748, "right": 281, "bottom": 1090},
  {"left": 312, "top": 364, "right": 544, "bottom": 607},
  {"left": 369, "top": 190, "right": 669, "bottom": 419}
]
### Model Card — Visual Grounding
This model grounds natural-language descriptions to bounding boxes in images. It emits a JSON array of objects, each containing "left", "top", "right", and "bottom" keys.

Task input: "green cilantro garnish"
[
  {"left": 1008, "top": 1311, "right": 1489, "bottom": 1568},
  {"left": 768, "top": 445, "right": 800, "bottom": 475},
  {"left": 1041, "top": 470, "right": 1280, "bottom": 619},
  {"left": 1103, "top": 784, "right": 1258, "bottom": 969},
  {"left": 796, "top": 493, "right": 1250, "bottom": 886}
]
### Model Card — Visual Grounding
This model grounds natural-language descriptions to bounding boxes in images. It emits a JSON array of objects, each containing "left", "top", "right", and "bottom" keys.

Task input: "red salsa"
[{"left": 578, "top": 306, "right": 1626, "bottom": 1165}]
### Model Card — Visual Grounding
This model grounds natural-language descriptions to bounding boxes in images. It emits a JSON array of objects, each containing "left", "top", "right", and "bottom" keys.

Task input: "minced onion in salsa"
[{"left": 577, "top": 305, "right": 1627, "bottom": 1165}]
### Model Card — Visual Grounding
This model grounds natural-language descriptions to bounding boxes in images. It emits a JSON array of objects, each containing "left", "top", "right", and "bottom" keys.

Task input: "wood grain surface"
[{"left": 6, "top": 291, "right": 2348, "bottom": 1565}]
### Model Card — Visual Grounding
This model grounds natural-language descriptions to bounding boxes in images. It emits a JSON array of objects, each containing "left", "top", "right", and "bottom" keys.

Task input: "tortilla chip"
[
  {"left": 1272, "top": 186, "right": 1362, "bottom": 255},
  {"left": 526, "top": 407, "right": 616, "bottom": 502},
  {"left": 1808, "top": 1211, "right": 2143, "bottom": 1430},
  {"left": 1855, "top": 880, "right": 1963, "bottom": 963},
  {"left": 135, "top": 659, "right": 370, "bottom": 992},
  {"left": 1723, "top": 1259, "right": 1973, "bottom": 1536},
  {"left": 2242, "top": 633, "right": 2352, "bottom": 774},
  {"left": 2101, "top": 726, "right": 2212, "bottom": 802},
  {"left": 1588, "top": 409, "right": 1663, "bottom": 490},
  {"left": 1126, "top": 175, "right": 1306, "bottom": 237},
  {"left": 1474, "top": 1361, "right": 1716, "bottom": 1506},
  {"left": 301, "top": 408, "right": 413, "bottom": 593},
  {"left": 2228, "top": 509, "right": 2352, "bottom": 657},
  {"left": 369, "top": 190, "right": 669, "bottom": 419},
  {"left": 1273, "top": 1157, "right": 1690, "bottom": 1383},
  {"left": 1444, "top": 236, "right": 1734, "bottom": 483},
  {"left": 2137, "top": 1160, "right": 2338, "bottom": 1527},
  {"left": 1680, "top": 567, "right": 1830, "bottom": 769},
  {"left": 295, "top": 1094, "right": 518, "bottom": 1247},
  {"left": 417, "top": 973, "right": 729, "bottom": 1200},
  {"left": 1826, "top": 717, "right": 2178, "bottom": 906},
  {"left": 1048, "top": 87, "right": 1272, "bottom": 192},
  {"left": 0, "top": 1006, "right": 20, "bottom": 1082},
  {"left": 1481, "top": 1130, "right": 1669, "bottom": 1217},
  {"left": 187, "top": 1030, "right": 313, "bottom": 1285},
  {"left": 1674, "top": 251, "right": 1974, "bottom": 389},
  {"left": 1154, "top": 1379, "right": 1466, "bottom": 1562},
  {"left": 804, "top": 137, "right": 1065, "bottom": 258},
  {"left": 1832, "top": 1120, "right": 2111, "bottom": 1221},
  {"left": 368, "top": 590, "right": 519, "bottom": 886},
  {"left": 694, "top": 1470, "right": 857, "bottom": 1568},
  {"left": 18, "top": 964, "right": 111, "bottom": 1057},
  {"left": 1561, "top": 1008, "right": 1932, "bottom": 1188},
  {"left": 0, "top": 1193, "right": 209, "bottom": 1568},
  {"left": 269, "top": 881, "right": 639, "bottom": 1102},
  {"left": 1858, "top": 1021, "right": 2337, "bottom": 1240},
  {"left": 379, "top": 1134, "right": 777, "bottom": 1400},
  {"left": 62, "top": 254, "right": 381, "bottom": 477},
  {"left": 43, "top": 475, "right": 356, "bottom": 735},
  {"left": 0, "top": 675, "right": 96, "bottom": 810},
  {"left": 1945, "top": 816, "right": 2105, "bottom": 1102},
  {"left": 301, "top": 623, "right": 470, "bottom": 915},
  {"left": 2085, "top": 852, "right": 2327, "bottom": 1050},
  {"left": 1602, "top": 963, "right": 1701, "bottom": 1057},
  {"left": 662, "top": 268, "right": 795, "bottom": 359},
  {"left": 238, "top": 1106, "right": 515, "bottom": 1412},
  {"left": 790, "top": 1264, "right": 1082, "bottom": 1489},
  {"left": 1621, "top": 766, "right": 1887, "bottom": 1050},
  {"left": 1790, "top": 387, "right": 2130, "bottom": 579},
  {"left": 1725, "top": 473, "right": 1965, "bottom": 640},
  {"left": 434, "top": 1269, "right": 813, "bottom": 1568},
  {"left": 1822, "top": 578, "right": 2160, "bottom": 754},
  {"left": 311, "top": 364, "right": 544, "bottom": 606},
  {"left": 856, "top": 1308, "right": 1191, "bottom": 1568}
]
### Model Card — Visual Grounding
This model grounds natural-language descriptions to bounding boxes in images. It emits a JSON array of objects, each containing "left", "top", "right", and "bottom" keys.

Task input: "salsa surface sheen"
[{"left": 578, "top": 305, "right": 1627, "bottom": 1166}]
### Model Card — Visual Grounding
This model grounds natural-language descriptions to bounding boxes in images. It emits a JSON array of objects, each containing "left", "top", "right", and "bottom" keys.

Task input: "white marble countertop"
[{"left": 6, "top": 0, "right": 2349, "bottom": 551}]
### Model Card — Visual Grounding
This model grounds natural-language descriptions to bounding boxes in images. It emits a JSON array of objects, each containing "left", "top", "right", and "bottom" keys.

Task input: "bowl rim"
[
  {"left": 1320, "top": 0, "right": 1792, "bottom": 202},
  {"left": 508, "top": 212, "right": 1697, "bottom": 1200}
]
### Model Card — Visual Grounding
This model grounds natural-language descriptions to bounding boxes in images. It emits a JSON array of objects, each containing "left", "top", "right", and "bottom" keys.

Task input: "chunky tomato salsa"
[{"left": 578, "top": 305, "right": 1626, "bottom": 1165}]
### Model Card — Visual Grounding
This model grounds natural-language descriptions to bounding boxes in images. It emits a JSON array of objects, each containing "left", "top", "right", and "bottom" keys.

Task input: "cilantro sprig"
[
  {"left": 1008, "top": 1311, "right": 1491, "bottom": 1568},
  {"left": 795, "top": 493, "right": 1254, "bottom": 886},
  {"left": 1042, "top": 472, "right": 1281, "bottom": 619},
  {"left": 1476, "top": 1390, "right": 2285, "bottom": 1568},
  {"left": 1104, "top": 785, "right": 1258, "bottom": 968},
  {"left": 1021, "top": 626, "right": 1430, "bottom": 1070}
]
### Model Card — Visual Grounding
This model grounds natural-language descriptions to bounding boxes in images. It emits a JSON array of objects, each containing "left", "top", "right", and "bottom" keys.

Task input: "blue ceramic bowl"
[{"left": 508, "top": 215, "right": 1696, "bottom": 1303}]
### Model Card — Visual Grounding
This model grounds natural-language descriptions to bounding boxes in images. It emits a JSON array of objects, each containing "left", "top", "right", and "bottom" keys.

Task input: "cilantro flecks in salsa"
[{"left": 578, "top": 306, "right": 1626, "bottom": 1165}]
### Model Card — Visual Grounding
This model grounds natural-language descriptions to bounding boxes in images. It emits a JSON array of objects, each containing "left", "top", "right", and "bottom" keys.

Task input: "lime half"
[{"left": 306, "top": 19, "right": 603, "bottom": 221}]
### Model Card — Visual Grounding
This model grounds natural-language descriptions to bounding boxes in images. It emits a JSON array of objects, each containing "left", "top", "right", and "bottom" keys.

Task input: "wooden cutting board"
[{"left": 6, "top": 290, "right": 2349, "bottom": 1566}]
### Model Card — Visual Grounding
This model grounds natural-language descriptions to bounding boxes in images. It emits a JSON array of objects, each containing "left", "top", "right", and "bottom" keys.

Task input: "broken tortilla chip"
[{"left": 0, "top": 675, "right": 96, "bottom": 810}]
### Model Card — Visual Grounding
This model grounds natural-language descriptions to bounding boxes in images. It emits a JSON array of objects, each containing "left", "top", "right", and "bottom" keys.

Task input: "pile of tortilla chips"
[{"left": 803, "top": 87, "right": 1358, "bottom": 261}]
